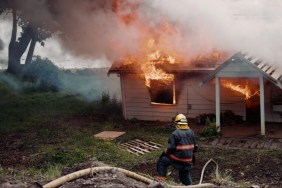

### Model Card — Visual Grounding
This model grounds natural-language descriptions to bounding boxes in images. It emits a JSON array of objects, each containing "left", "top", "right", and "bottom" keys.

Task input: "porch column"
[
  {"left": 259, "top": 76, "right": 265, "bottom": 135},
  {"left": 215, "top": 77, "right": 220, "bottom": 132}
]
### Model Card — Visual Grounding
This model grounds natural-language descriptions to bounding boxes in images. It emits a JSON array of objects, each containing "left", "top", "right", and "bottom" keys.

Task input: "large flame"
[
  {"left": 140, "top": 39, "right": 177, "bottom": 87},
  {"left": 222, "top": 80, "right": 260, "bottom": 100},
  {"left": 113, "top": 0, "right": 224, "bottom": 88}
]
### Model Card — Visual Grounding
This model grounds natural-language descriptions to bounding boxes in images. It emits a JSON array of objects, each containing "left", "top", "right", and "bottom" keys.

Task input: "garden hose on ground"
[{"left": 43, "top": 159, "right": 218, "bottom": 188}]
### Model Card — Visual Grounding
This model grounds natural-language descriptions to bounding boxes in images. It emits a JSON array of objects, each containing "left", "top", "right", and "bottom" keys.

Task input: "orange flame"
[
  {"left": 125, "top": 38, "right": 178, "bottom": 87},
  {"left": 222, "top": 80, "right": 260, "bottom": 100},
  {"left": 141, "top": 49, "right": 175, "bottom": 87},
  {"left": 113, "top": 0, "right": 224, "bottom": 88},
  {"left": 112, "top": 0, "right": 176, "bottom": 87}
]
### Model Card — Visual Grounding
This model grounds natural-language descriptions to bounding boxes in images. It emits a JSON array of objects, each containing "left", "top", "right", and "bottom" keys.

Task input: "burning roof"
[
  {"left": 108, "top": 54, "right": 222, "bottom": 74},
  {"left": 200, "top": 52, "right": 282, "bottom": 90}
]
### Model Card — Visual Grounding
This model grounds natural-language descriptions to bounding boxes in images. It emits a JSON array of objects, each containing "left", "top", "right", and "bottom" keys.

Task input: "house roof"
[
  {"left": 199, "top": 52, "right": 282, "bottom": 90},
  {"left": 108, "top": 59, "right": 222, "bottom": 75}
]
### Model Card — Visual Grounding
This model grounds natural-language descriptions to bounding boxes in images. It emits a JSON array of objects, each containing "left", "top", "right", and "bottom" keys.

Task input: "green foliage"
[
  {"left": 200, "top": 117, "right": 221, "bottom": 138},
  {"left": 0, "top": 72, "right": 23, "bottom": 91},
  {"left": 0, "top": 82, "right": 89, "bottom": 134},
  {"left": 59, "top": 68, "right": 121, "bottom": 102},
  {"left": 21, "top": 56, "right": 62, "bottom": 92},
  {"left": 0, "top": 165, "right": 63, "bottom": 182},
  {"left": 212, "top": 170, "right": 235, "bottom": 186},
  {"left": 41, "top": 165, "right": 63, "bottom": 180},
  {"left": 0, "top": 74, "right": 121, "bottom": 133},
  {"left": 90, "top": 92, "right": 123, "bottom": 122},
  {"left": 42, "top": 146, "right": 90, "bottom": 166}
]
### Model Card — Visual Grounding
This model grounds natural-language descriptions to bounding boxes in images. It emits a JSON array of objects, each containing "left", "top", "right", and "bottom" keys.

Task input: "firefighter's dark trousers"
[{"left": 157, "top": 155, "right": 192, "bottom": 185}]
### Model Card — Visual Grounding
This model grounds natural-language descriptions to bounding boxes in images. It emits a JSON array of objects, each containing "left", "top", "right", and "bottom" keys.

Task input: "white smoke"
[
  {"left": 1, "top": 0, "right": 282, "bottom": 67},
  {"left": 142, "top": 0, "right": 282, "bottom": 64},
  {"left": 52, "top": 0, "right": 282, "bottom": 66}
]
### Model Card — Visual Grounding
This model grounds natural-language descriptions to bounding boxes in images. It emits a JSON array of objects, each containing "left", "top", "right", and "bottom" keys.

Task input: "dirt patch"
[
  {"left": 131, "top": 151, "right": 282, "bottom": 187},
  {"left": 0, "top": 121, "right": 282, "bottom": 187},
  {"left": 1, "top": 151, "right": 281, "bottom": 188}
]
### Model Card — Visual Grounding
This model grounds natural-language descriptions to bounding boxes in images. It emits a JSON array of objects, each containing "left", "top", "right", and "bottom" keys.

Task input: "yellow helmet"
[{"left": 174, "top": 114, "right": 188, "bottom": 125}]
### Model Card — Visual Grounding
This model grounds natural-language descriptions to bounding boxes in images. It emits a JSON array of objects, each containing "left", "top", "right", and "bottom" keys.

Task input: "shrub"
[
  {"left": 200, "top": 117, "right": 221, "bottom": 138},
  {"left": 21, "top": 56, "right": 62, "bottom": 92},
  {"left": 90, "top": 92, "right": 123, "bottom": 122},
  {"left": 221, "top": 110, "right": 243, "bottom": 125}
]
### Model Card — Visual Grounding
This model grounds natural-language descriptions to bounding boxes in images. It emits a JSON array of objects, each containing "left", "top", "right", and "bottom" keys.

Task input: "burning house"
[
  {"left": 108, "top": 52, "right": 282, "bottom": 135},
  {"left": 107, "top": 0, "right": 282, "bottom": 136}
]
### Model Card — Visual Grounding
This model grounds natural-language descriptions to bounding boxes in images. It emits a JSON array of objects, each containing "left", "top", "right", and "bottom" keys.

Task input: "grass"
[
  {"left": 211, "top": 171, "right": 235, "bottom": 186},
  {"left": 0, "top": 84, "right": 88, "bottom": 133},
  {"left": 0, "top": 79, "right": 170, "bottom": 181}
]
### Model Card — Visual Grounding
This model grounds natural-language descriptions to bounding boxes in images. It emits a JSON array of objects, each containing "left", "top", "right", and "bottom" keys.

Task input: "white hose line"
[
  {"left": 42, "top": 166, "right": 214, "bottom": 188},
  {"left": 199, "top": 158, "right": 219, "bottom": 184},
  {"left": 42, "top": 166, "right": 152, "bottom": 188}
]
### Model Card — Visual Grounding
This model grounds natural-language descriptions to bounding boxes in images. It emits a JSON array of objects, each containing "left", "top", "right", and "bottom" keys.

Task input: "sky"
[{"left": 0, "top": 0, "right": 282, "bottom": 69}]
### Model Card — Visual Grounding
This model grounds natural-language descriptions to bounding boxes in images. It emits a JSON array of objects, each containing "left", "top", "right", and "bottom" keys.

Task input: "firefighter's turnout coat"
[{"left": 165, "top": 128, "right": 197, "bottom": 164}]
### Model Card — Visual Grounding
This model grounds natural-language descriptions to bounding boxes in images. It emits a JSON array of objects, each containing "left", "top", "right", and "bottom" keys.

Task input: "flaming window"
[{"left": 149, "top": 79, "right": 176, "bottom": 105}]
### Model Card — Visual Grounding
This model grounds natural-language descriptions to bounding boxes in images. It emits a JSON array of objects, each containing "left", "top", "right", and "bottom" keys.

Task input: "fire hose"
[{"left": 43, "top": 159, "right": 219, "bottom": 188}]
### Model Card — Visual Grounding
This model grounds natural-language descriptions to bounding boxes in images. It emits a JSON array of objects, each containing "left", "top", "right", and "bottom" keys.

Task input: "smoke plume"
[{"left": 8, "top": 0, "right": 282, "bottom": 66}]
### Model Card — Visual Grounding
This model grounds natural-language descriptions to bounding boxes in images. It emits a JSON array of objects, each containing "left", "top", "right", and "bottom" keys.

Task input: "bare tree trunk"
[
  {"left": 17, "top": 27, "right": 34, "bottom": 57},
  {"left": 7, "top": 8, "right": 20, "bottom": 74},
  {"left": 7, "top": 9, "right": 34, "bottom": 74},
  {"left": 25, "top": 35, "right": 36, "bottom": 65}
]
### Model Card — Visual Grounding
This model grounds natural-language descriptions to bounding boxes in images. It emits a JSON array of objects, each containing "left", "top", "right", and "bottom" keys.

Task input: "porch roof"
[{"left": 199, "top": 52, "right": 282, "bottom": 90}]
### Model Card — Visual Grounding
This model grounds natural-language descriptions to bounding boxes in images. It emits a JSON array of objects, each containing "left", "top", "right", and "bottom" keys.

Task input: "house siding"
[
  {"left": 265, "top": 84, "right": 282, "bottom": 122},
  {"left": 120, "top": 74, "right": 245, "bottom": 121}
]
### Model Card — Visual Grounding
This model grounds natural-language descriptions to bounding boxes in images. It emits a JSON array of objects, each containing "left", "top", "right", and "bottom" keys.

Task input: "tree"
[{"left": 0, "top": 0, "right": 56, "bottom": 74}]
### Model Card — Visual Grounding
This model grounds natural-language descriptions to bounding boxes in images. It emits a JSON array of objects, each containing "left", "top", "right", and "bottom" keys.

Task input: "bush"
[
  {"left": 196, "top": 113, "right": 216, "bottom": 125},
  {"left": 21, "top": 56, "right": 62, "bottom": 92},
  {"left": 200, "top": 117, "right": 221, "bottom": 138},
  {"left": 91, "top": 92, "right": 123, "bottom": 122},
  {"left": 221, "top": 110, "right": 243, "bottom": 125}
]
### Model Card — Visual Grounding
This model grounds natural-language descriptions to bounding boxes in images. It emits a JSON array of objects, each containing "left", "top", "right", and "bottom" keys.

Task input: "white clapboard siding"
[
  {"left": 126, "top": 103, "right": 187, "bottom": 109},
  {"left": 123, "top": 88, "right": 149, "bottom": 94},
  {"left": 187, "top": 99, "right": 214, "bottom": 105},
  {"left": 263, "top": 84, "right": 282, "bottom": 122},
  {"left": 124, "top": 97, "right": 150, "bottom": 103},
  {"left": 121, "top": 74, "right": 246, "bottom": 121}
]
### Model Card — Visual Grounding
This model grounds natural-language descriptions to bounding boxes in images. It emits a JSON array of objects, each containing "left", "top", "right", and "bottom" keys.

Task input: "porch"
[{"left": 193, "top": 122, "right": 282, "bottom": 138}]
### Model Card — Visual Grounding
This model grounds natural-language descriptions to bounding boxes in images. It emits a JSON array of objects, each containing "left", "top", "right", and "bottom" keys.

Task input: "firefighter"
[{"left": 156, "top": 113, "right": 198, "bottom": 185}]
